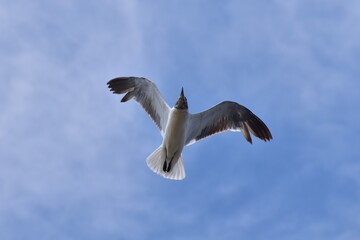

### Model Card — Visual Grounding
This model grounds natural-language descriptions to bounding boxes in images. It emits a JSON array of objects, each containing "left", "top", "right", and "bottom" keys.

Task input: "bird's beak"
[{"left": 180, "top": 87, "right": 184, "bottom": 98}]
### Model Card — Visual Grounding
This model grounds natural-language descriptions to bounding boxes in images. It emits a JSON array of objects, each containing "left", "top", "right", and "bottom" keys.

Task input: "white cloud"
[
  {"left": 1, "top": 0, "right": 360, "bottom": 239},
  {"left": 0, "top": 1, "right": 165, "bottom": 239}
]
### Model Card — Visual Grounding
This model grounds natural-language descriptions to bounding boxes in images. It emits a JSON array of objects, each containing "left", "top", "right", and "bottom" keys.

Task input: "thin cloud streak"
[
  {"left": 0, "top": 1, "right": 160, "bottom": 239},
  {"left": 1, "top": 0, "right": 360, "bottom": 239}
]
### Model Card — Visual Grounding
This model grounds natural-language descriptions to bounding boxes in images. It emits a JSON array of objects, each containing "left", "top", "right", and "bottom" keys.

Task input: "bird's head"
[{"left": 175, "top": 87, "right": 188, "bottom": 110}]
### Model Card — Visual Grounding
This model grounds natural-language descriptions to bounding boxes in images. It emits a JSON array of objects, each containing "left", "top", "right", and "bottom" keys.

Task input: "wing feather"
[
  {"left": 185, "top": 101, "right": 272, "bottom": 145},
  {"left": 107, "top": 77, "right": 170, "bottom": 135}
]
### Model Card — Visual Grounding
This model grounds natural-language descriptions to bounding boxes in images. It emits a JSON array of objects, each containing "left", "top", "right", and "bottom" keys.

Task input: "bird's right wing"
[
  {"left": 107, "top": 77, "right": 171, "bottom": 135},
  {"left": 185, "top": 101, "right": 272, "bottom": 145}
]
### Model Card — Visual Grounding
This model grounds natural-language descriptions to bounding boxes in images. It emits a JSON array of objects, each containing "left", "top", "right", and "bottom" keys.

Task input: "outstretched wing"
[
  {"left": 107, "top": 77, "right": 171, "bottom": 135},
  {"left": 185, "top": 101, "right": 272, "bottom": 145}
]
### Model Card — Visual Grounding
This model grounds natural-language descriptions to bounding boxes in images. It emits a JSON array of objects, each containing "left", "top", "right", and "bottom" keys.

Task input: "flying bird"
[{"left": 107, "top": 77, "right": 272, "bottom": 180}]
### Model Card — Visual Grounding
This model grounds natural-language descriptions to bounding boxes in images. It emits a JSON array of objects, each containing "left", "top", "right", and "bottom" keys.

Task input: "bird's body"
[
  {"left": 162, "top": 108, "right": 188, "bottom": 171},
  {"left": 108, "top": 77, "right": 272, "bottom": 180}
]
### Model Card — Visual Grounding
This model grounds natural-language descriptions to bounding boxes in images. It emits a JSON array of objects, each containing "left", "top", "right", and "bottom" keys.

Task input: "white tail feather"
[{"left": 146, "top": 145, "right": 186, "bottom": 180}]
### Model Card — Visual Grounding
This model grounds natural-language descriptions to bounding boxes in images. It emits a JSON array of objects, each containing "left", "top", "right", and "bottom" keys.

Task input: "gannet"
[{"left": 107, "top": 77, "right": 272, "bottom": 180}]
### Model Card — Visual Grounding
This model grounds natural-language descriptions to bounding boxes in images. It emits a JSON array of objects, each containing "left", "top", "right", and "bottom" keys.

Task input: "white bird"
[{"left": 108, "top": 77, "right": 272, "bottom": 180}]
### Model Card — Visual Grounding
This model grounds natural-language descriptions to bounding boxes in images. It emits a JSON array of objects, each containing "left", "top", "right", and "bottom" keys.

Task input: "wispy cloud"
[
  {"left": 1, "top": 0, "right": 360, "bottom": 239},
  {"left": 0, "top": 1, "right": 161, "bottom": 239}
]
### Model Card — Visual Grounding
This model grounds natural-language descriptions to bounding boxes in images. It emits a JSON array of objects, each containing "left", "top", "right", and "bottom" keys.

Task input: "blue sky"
[{"left": 1, "top": 0, "right": 360, "bottom": 239}]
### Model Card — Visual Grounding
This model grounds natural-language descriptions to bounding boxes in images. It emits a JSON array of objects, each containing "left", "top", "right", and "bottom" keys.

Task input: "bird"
[{"left": 107, "top": 77, "right": 272, "bottom": 180}]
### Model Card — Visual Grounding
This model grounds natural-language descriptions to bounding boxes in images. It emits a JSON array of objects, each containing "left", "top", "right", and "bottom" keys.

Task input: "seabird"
[{"left": 107, "top": 77, "right": 272, "bottom": 180}]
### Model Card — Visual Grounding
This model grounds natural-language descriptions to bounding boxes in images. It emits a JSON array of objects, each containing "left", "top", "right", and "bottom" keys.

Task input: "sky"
[{"left": 1, "top": 0, "right": 360, "bottom": 239}]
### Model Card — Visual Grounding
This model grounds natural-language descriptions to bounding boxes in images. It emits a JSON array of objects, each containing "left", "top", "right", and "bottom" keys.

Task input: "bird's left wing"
[
  {"left": 185, "top": 101, "right": 272, "bottom": 145},
  {"left": 107, "top": 77, "right": 171, "bottom": 135}
]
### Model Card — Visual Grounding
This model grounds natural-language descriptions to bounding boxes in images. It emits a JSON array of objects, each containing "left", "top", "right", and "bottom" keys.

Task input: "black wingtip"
[
  {"left": 107, "top": 78, "right": 116, "bottom": 92},
  {"left": 244, "top": 114, "right": 273, "bottom": 143}
]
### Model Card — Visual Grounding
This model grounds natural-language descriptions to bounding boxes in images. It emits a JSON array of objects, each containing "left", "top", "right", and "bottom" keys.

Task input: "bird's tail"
[{"left": 146, "top": 145, "right": 186, "bottom": 180}]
